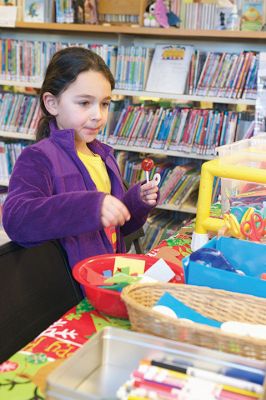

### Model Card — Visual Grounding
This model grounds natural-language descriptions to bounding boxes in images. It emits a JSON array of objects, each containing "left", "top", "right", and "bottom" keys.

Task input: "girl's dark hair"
[{"left": 36, "top": 46, "right": 115, "bottom": 141}]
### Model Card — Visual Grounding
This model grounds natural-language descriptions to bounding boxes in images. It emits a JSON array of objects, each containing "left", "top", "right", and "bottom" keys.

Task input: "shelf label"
[{"left": 0, "top": 6, "right": 17, "bottom": 27}]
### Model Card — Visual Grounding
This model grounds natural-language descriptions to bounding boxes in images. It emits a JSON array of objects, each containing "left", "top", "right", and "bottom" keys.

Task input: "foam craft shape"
[
  {"left": 86, "top": 268, "right": 112, "bottom": 286},
  {"left": 104, "top": 273, "right": 141, "bottom": 284},
  {"left": 156, "top": 292, "right": 222, "bottom": 328},
  {"left": 103, "top": 269, "right": 112, "bottom": 277},
  {"left": 144, "top": 258, "right": 175, "bottom": 282}
]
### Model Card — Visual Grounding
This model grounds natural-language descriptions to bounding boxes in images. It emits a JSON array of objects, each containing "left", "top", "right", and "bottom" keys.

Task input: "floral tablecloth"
[{"left": 0, "top": 233, "right": 192, "bottom": 400}]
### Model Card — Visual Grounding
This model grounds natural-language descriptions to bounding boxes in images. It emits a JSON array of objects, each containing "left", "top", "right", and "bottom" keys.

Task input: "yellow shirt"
[
  {"left": 77, "top": 151, "right": 111, "bottom": 193},
  {"left": 77, "top": 151, "right": 117, "bottom": 251}
]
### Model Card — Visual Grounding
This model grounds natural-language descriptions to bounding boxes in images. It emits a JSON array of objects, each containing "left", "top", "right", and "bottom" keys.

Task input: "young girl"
[{"left": 2, "top": 47, "right": 159, "bottom": 268}]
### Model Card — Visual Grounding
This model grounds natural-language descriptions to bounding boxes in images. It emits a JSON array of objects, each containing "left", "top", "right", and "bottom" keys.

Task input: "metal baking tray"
[{"left": 46, "top": 327, "right": 266, "bottom": 400}]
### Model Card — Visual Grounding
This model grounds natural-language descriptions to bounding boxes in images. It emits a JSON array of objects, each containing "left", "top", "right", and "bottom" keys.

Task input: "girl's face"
[{"left": 54, "top": 70, "right": 112, "bottom": 145}]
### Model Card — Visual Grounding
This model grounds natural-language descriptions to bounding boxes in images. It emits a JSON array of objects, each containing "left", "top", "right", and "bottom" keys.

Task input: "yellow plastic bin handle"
[{"left": 192, "top": 158, "right": 266, "bottom": 251}]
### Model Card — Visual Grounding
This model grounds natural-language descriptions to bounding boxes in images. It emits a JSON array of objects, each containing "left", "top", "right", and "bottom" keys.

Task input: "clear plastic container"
[{"left": 216, "top": 135, "right": 266, "bottom": 214}]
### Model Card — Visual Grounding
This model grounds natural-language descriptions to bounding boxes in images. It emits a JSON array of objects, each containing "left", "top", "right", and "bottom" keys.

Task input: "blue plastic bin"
[{"left": 183, "top": 237, "right": 266, "bottom": 298}]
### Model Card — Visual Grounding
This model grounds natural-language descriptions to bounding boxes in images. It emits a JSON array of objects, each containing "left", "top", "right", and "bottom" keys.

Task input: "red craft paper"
[{"left": 86, "top": 269, "right": 113, "bottom": 286}]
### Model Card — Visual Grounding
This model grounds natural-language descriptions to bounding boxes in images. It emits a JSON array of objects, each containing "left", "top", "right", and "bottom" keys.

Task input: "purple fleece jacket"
[{"left": 3, "top": 121, "right": 155, "bottom": 268}]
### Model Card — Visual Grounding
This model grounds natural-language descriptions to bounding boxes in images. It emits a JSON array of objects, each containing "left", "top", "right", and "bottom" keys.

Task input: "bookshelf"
[
  {"left": 0, "top": 131, "right": 35, "bottom": 140},
  {"left": 113, "top": 90, "right": 256, "bottom": 106},
  {"left": 111, "top": 144, "right": 213, "bottom": 160},
  {"left": 0, "top": 23, "right": 264, "bottom": 219},
  {"left": 0, "top": 80, "right": 255, "bottom": 105},
  {"left": 157, "top": 203, "right": 197, "bottom": 214},
  {"left": 0, "top": 79, "right": 42, "bottom": 89},
  {"left": 12, "top": 22, "right": 266, "bottom": 40}
]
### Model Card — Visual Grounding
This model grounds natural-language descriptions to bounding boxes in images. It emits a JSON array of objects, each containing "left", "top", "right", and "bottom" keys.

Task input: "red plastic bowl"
[{"left": 72, "top": 254, "right": 184, "bottom": 319}]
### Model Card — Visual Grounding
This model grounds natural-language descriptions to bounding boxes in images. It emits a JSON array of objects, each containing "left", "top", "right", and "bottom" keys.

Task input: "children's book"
[
  {"left": 146, "top": 44, "right": 194, "bottom": 94},
  {"left": 0, "top": 3, "right": 18, "bottom": 26},
  {"left": 215, "top": 6, "right": 239, "bottom": 30},
  {"left": 241, "top": 0, "right": 264, "bottom": 31},
  {"left": 23, "top": 0, "right": 45, "bottom": 22}
]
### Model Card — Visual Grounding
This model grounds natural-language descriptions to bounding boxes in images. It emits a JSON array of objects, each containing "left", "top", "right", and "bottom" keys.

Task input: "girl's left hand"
[{"left": 140, "top": 181, "right": 159, "bottom": 206}]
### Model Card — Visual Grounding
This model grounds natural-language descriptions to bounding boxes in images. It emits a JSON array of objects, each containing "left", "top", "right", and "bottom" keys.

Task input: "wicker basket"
[{"left": 121, "top": 283, "right": 266, "bottom": 360}]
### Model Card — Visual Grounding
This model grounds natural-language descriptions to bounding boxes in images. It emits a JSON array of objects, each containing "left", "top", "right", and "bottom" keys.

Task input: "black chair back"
[{"left": 0, "top": 240, "right": 83, "bottom": 363}]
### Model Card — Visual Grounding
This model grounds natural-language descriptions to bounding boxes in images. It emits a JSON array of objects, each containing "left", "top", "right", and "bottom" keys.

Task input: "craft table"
[{"left": 0, "top": 233, "right": 192, "bottom": 400}]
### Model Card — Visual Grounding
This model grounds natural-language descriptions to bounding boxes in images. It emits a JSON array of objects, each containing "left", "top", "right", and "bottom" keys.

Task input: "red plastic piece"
[
  {"left": 261, "top": 272, "right": 266, "bottom": 280},
  {"left": 73, "top": 254, "right": 185, "bottom": 319}
]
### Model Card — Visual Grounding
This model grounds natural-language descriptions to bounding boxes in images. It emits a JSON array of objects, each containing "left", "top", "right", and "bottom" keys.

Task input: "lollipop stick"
[{"left": 145, "top": 171, "right": 149, "bottom": 183}]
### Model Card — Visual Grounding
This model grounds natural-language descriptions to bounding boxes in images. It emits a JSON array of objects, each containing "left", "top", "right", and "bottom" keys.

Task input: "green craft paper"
[
  {"left": 120, "top": 266, "right": 130, "bottom": 275},
  {"left": 104, "top": 273, "right": 141, "bottom": 284},
  {"left": 99, "top": 283, "right": 128, "bottom": 291}
]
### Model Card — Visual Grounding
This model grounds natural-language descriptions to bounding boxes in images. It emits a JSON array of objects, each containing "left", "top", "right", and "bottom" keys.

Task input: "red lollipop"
[{"left": 142, "top": 158, "right": 154, "bottom": 182}]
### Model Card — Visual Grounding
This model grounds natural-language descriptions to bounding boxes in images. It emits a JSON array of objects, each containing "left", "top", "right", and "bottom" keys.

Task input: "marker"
[
  {"left": 148, "top": 361, "right": 263, "bottom": 395},
  {"left": 225, "top": 368, "right": 265, "bottom": 385},
  {"left": 133, "top": 368, "right": 185, "bottom": 390},
  {"left": 151, "top": 358, "right": 265, "bottom": 385},
  {"left": 221, "top": 384, "right": 260, "bottom": 398},
  {"left": 132, "top": 375, "right": 259, "bottom": 400},
  {"left": 187, "top": 368, "right": 263, "bottom": 395},
  {"left": 133, "top": 376, "right": 178, "bottom": 393},
  {"left": 128, "top": 397, "right": 149, "bottom": 400},
  {"left": 220, "top": 389, "right": 258, "bottom": 400}
]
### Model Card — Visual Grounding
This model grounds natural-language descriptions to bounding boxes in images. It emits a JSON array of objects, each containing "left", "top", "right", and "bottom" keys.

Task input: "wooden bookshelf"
[
  {"left": 157, "top": 203, "right": 197, "bottom": 214},
  {"left": 0, "top": 131, "right": 213, "bottom": 159},
  {"left": 113, "top": 90, "right": 256, "bottom": 106},
  {"left": 0, "top": 79, "right": 42, "bottom": 89},
  {"left": 13, "top": 22, "right": 266, "bottom": 41},
  {"left": 112, "top": 144, "right": 214, "bottom": 160},
  {"left": 0, "top": 79, "right": 256, "bottom": 106}
]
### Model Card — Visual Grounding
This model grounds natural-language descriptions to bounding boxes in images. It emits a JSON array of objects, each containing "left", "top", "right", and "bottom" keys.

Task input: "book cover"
[
  {"left": 146, "top": 44, "right": 194, "bottom": 94},
  {"left": 168, "top": 109, "right": 189, "bottom": 150},
  {"left": 174, "top": 174, "right": 200, "bottom": 206},
  {"left": 215, "top": 6, "right": 240, "bottom": 30},
  {"left": 241, "top": 0, "right": 263, "bottom": 31},
  {"left": 23, "top": 0, "right": 45, "bottom": 22},
  {"left": 134, "top": 108, "right": 154, "bottom": 147}
]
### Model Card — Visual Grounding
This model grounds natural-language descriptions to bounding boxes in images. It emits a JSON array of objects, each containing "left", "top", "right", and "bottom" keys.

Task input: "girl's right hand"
[{"left": 101, "top": 195, "right": 131, "bottom": 227}]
